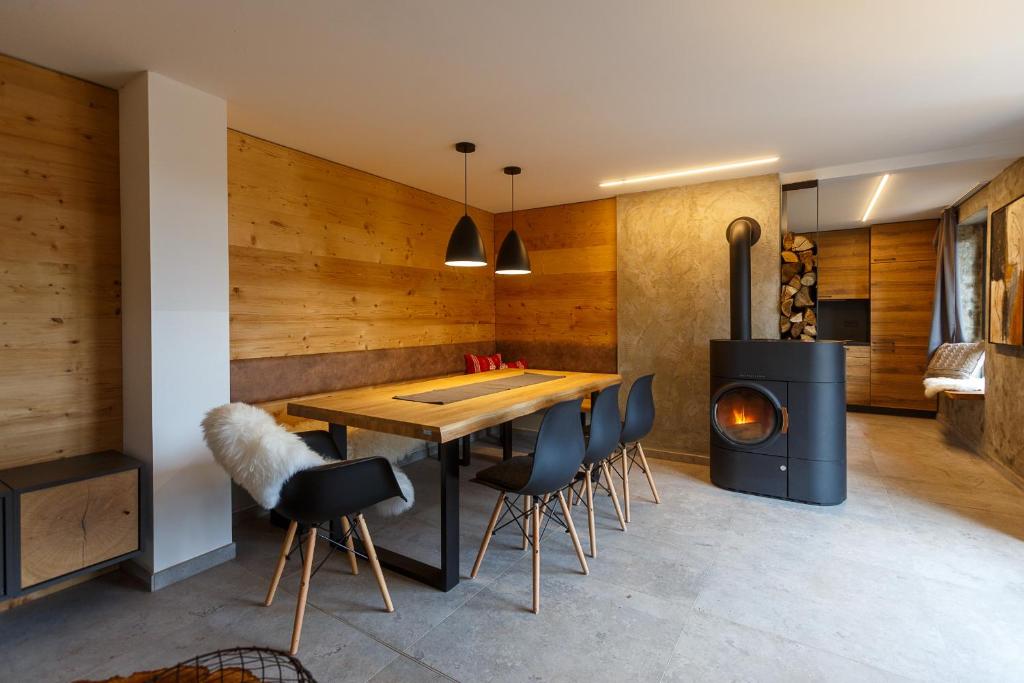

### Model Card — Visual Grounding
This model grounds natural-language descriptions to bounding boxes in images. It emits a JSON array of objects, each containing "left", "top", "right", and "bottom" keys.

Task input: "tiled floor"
[{"left": 3, "top": 413, "right": 1024, "bottom": 682}]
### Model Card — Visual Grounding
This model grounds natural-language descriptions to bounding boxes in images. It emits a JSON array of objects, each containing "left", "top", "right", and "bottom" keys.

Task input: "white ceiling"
[
  {"left": 2, "top": 1, "right": 1024, "bottom": 212},
  {"left": 786, "top": 156, "right": 1019, "bottom": 232}
]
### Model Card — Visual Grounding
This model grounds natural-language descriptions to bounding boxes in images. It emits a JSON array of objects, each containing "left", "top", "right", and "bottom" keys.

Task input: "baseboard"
[
  {"left": 979, "top": 451, "right": 1024, "bottom": 495},
  {"left": 124, "top": 542, "right": 236, "bottom": 592},
  {"left": 641, "top": 446, "right": 709, "bottom": 466},
  {"left": 847, "top": 405, "right": 936, "bottom": 418}
]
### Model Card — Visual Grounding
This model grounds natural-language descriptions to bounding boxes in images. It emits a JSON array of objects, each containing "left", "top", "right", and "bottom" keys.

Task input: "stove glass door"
[{"left": 713, "top": 385, "right": 780, "bottom": 446}]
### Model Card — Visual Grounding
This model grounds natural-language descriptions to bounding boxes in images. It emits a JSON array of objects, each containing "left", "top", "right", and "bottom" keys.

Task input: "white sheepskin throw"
[
  {"left": 202, "top": 403, "right": 326, "bottom": 510},
  {"left": 923, "top": 376, "right": 985, "bottom": 398},
  {"left": 202, "top": 403, "right": 414, "bottom": 516},
  {"left": 379, "top": 467, "right": 415, "bottom": 517}
]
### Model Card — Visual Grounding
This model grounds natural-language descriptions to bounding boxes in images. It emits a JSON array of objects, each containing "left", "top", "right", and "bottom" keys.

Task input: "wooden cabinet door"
[
  {"left": 869, "top": 220, "right": 937, "bottom": 411},
  {"left": 844, "top": 345, "right": 870, "bottom": 406},
  {"left": 870, "top": 260, "right": 935, "bottom": 347},
  {"left": 870, "top": 342, "right": 935, "bottom": 411},
  {"left": 818, "top": 228, "right": 870, "bottom": 300},
  {"left": 871, "top": 220, "right": 937, "bottom": 264},
  {"left": 20, "top": 469, "right": 138, "bottom": 588}
]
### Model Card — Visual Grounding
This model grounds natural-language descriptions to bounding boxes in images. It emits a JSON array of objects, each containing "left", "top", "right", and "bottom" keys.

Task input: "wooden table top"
[{"left": 288, "top": 369, "right": 621, "bottom": 443}]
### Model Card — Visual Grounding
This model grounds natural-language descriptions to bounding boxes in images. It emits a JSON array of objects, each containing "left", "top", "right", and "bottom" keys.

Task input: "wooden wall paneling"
[
  {"left": 870, "top": 220, "right": 937, "bottom": 264},
  {"left": 869, "top": 343, "right": 934, "bottom": 411},
  {"left": 816, "top": 228, "right": 870, "bottom": 300},
  {"left": 844, "top": 345, "right": 870, "bottom": 405},
  {"left": 228, "top": 130, "right": 496, "bottom": 371},
  {"left": 0, "top": 54, "right": 121, "bottom": 469},
  {"left": 19, "top": 469, "right": 139, "bottom": 588},
  {"left": 869, "top": 219, "right": 938, "bottom": 411},
  {"left": 493, "top": 198, "right": 617, "bottom": 372},
  {"left": 869, "top": 259, "right": 936, "bottom": 347}
]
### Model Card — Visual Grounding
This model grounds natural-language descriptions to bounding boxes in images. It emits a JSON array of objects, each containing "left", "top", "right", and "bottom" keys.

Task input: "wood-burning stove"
[{"left": 709, "top": 218, "right": 846, "bottom": 505}]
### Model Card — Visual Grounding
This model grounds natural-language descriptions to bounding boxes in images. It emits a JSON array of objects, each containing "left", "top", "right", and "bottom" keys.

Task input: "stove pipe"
[{"left": 725, "top": 217, "right": 762, "bottom": 341}]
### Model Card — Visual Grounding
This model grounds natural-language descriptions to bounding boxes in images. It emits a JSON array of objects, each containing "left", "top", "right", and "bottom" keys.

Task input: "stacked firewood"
[{"left": 780, "top": 233, "right": 817, "bottom": 341}]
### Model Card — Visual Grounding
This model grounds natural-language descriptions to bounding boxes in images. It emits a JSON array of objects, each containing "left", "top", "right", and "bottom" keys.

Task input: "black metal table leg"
[
  {"left": 325, "top": 423, "right": 460, "bottom": 592},
  {"left": 329, "top": 422, "right": 348, "bottom": 460},
  {"left": 438, "top": 440, "right": 460, "bottom": 590},
  {"left": 501, "top": 422, "right": 513, "bottom": 461}
]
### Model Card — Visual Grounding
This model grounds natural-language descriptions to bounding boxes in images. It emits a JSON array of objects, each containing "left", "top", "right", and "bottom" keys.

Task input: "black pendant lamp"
[
  {"left": 495, "top": 166, "right": 531, "bottom": 275},
  {"left": 445, "top": 141, "right": 487, "bottom": 267}
]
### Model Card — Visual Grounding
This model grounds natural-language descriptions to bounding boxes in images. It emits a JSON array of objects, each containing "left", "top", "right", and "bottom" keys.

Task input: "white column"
[{"left": 120, "top": 72, "right": 233, "bottom": 587}]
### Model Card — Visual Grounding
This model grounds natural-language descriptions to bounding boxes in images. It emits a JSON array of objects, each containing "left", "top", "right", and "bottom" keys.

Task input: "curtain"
[{"left": 928, "top": 207, "right": 965, "bottom": 356}]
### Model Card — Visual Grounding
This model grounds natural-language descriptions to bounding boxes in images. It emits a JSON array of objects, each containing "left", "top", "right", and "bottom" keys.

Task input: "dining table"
[{"left": 287, "top": 368, "right": 621, "bottom": 591}]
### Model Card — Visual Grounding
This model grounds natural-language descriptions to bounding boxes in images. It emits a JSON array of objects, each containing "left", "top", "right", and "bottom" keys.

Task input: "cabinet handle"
[{"left": 873, "top": 257, "right": 897, "bottom": 262}]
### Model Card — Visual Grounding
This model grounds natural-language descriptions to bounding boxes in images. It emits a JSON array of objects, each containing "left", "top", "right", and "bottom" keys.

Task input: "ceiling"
[
  {"left": 786, "top": 156, "right": 1019, "bottom": 232},
  {"left": 2, "top": 1, "right": 1024, "bottom": 212}
]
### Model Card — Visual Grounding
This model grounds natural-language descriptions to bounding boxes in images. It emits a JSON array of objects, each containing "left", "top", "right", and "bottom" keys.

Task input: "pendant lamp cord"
[
  {"left": 511, "top": 173, "right": 515, "bottom": 229},
  {"left": 464, "top": 152, "right": 468, "bottom": 215}
]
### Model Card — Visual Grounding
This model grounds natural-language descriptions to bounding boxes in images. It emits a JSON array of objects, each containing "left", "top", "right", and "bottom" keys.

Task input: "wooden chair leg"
[
  {"left": 355, "top": 514, "right": 394, "bottom": 613},
  {"left": 265, "top": 520, "right": 297, "bottom": 607},
  {"left": 636, "top": 442, "right": 662, "bottom": 504},
  {"left": 290, "top": 526, "right": 317, "bottom": 655},
  {"left": 522, "top": 495, "right": 532, "bottom": 550},
  {"left": 340, "top": 515, "right": 359, "bottom": 575},
  {"left": 531, "top": 500, "right": 541, "bottom": 614},
  {"left": 584, "top": 466, "right": 597, "bottom": 558},
  {"left": 622, "top": 445, "right": 632, "bottom": 523},
  {"left": 471, "top": 492, "right": 506, "bottom": 578},
  {"left": 557, "top": 490, "right": 589, "bottom": 575},
  {"left": 601, "top": 460, "right": 627, "bottom": 531}
]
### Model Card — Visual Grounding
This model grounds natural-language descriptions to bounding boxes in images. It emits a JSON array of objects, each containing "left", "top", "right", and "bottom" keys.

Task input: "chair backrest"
[
  {"left": 583, "top": 384, "right": 621, "bottom": 466},
  {"left": 620, "top": 374, "right": 655, "bottom": 443},
  {"left": 278, "top": 456, "right": 404, "bottom": 524},
  {"left": 520, "top": 398, "right": 585, "bottom": 496}
]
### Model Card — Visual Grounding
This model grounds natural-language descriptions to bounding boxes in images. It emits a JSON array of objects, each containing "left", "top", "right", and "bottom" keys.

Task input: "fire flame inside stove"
[{"left": 731, "top": 406, "right": 756, "bottom": 426}]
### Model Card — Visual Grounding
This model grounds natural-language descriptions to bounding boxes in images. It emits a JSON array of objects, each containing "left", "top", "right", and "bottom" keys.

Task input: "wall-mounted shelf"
[
  {"left": 942, "top": 390, "right": 985, "bottom": 401},
  {"left": 0, "top": 451, "right": 143, "bottom": 601}
]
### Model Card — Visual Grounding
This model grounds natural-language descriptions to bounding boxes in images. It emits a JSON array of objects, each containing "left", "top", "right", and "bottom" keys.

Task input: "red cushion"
[
  {"left": 465, "top": 352, "right": 503, "bottom": 374},
  {"left": 506, "top": 358, "right": 528, "bottom": 369}
]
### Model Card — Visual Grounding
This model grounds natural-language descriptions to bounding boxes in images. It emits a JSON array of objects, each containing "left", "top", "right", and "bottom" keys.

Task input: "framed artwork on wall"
[{"left": 989, "top": 194, "right": 1024, "bottom": 345}]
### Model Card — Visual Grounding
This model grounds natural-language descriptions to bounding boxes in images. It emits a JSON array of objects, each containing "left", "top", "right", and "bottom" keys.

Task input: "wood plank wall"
[
  {"left": 494, "top": 198, "right": 617, "bottom": 372},
  {"left": 0, "top": 54, "right": 121, "bottom": 469},
  {"left": 228, "top": 131, "right": 497, "bottom": 403}
]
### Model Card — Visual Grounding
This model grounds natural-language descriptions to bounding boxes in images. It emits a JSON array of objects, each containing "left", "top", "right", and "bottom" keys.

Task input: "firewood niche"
[{"left": 779, "top": 232, "right": 817, "bottom": 341}]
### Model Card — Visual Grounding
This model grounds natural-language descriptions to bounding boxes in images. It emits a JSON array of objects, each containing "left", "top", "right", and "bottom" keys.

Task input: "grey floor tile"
[
  {"left": 407, "top": 552, "right": 690, "bottom": 683},
  {"left": 662, "top": 609, "right": 907, "bottom": 683},
  {"left": 3, "top": 415, "right": 1023, "bottom": 683},
  {"left": 692, "top": 546, "right": 948, "bottom": 680},
  {"left": 369, "top": 653, "right": 454, "bottom": 682}
]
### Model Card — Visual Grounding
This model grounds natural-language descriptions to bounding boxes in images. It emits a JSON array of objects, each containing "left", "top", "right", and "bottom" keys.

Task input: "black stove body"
[{"left": 708, "top": 219, "right": 846, "bottom": 505}]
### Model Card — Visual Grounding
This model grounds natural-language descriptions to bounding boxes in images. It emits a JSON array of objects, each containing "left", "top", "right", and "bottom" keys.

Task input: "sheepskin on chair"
[{"left": 201, "top": 403, "right": 414, "bottom": 515}]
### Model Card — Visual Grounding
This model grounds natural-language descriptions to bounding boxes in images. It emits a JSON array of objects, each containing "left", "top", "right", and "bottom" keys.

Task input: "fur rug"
[
  {"left": 922, "top": 376, "right": 985, "bottom": 398},
  {"left": 202, "top": 403, "right": 413, "bottom": 515}
]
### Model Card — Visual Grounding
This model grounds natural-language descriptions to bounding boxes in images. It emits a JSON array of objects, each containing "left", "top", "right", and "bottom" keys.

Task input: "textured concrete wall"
[
  {"left": 937, "top": 394, "right": 985, "bottom": 453},
  {"left": 617, "top": 174, "right": 780, "bottom": 458},
  {"left": 943, "top": 158, "right": 1024, "bottom": 478},
  {"left": 980, "top": 158, "right": 1024, "bottom": 481}
]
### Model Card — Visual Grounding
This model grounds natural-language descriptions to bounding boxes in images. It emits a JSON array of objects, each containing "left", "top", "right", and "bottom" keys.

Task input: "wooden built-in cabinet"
[
  {"left": 805, "top": 220, "right": 937, "bottom": 412},
  {"left": 817, "top": 228, "right": 870, "bottom": 300},
  {"left": 869, "top": 220, "right": 937, "bottom": 411},
  {"left": 0, "top": 451, "right": 142, "bottom": 598},
  {"left": 844, "top": 345, "right": 871, "bottom": 406}
]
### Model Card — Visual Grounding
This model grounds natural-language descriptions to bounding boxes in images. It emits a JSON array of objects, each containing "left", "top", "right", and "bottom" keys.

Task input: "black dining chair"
[
  {"left": 468, "top": 398, "right": 589, "bottom": 614},
  {"left": 566, "top": 384, "right": 626, "bottom": 558},
  {"left": 612, "top": 374, "right": 660, "bottom": 523},
  {"left": 265, "top": 430, "right": 406, "bottom": 655}
]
